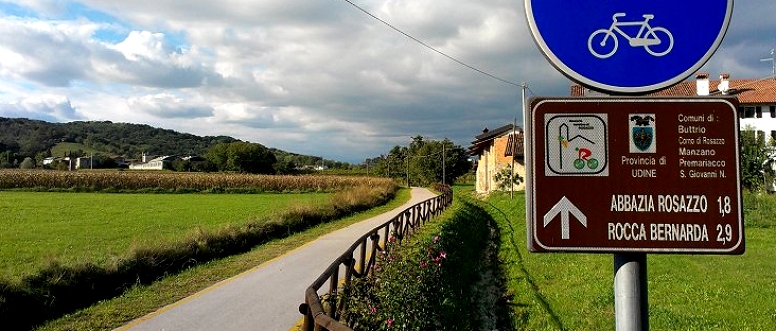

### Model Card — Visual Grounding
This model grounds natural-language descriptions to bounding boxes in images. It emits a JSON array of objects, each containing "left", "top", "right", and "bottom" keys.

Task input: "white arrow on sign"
[{"left": 543, "top": 196, "right": 587, "bottom": 239}]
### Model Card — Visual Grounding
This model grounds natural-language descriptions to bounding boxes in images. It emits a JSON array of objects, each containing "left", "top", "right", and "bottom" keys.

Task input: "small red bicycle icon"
[{"left": 574, "top": 148, "right": 599, "bottom": 170}]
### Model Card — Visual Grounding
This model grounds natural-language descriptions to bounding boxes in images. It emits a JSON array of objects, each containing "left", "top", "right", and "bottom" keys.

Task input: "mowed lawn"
[
  {"left": 480, "top": 188, "right": 776, "bottom": 331},
  {"left": 0, "top": 192, "right": 330, "bottom": 282}
]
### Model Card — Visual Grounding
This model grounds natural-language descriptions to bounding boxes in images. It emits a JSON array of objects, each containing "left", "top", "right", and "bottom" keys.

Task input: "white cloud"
[
  {"left": 112, "top": 31, "right": 172, "bottom": 62},
  {"left": 1, "top": 0, "right": 775, "bottom": 162},
  {"left": 127, "top": 93, "right": 213, "bottom": 119},
  {"left": 0, "top": 17, "right": 95, "bottom": 86},
  {"left": 0, "top": 94, "right": 82, "bottom": 121}
]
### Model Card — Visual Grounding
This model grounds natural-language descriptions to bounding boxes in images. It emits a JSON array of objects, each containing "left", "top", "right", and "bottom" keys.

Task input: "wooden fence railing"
[{"left": 298, "top": 187, "right": 453, "bottom": 331}]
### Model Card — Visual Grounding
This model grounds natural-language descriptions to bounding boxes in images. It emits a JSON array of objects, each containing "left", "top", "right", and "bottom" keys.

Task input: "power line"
[
  {"left": 526, "top": 85, "right": 539, "bottom": 98},
  {"left": 339, "top": 0, "right": 521, "bottom": 88}
]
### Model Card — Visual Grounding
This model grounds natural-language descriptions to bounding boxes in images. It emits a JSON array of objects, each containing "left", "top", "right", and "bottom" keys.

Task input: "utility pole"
[
  {"left": 406, "top": 156, "right": 409, "bottom": 187},
  {"left": 512, "top": 83, "right": 527, "bottom": 199},
  {"left": 511, "top": 116, "right": 516, "bottom": 199},
  {"left": 761, "top": 48, "right": 775, "bottom": 79},
  {"left": 442, "top": 143, "right": 446, "bottom": 186}
]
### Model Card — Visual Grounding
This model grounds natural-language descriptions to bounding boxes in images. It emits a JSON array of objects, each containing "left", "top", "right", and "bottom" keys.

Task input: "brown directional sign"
[{"left": 526, "top": 97, "right": 744, "bottom": 254}]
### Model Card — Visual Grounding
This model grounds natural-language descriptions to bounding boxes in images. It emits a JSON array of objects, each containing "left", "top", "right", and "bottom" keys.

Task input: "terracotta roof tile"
[{"left": 571, "top": 77, "right": 776, "bottom": 104}]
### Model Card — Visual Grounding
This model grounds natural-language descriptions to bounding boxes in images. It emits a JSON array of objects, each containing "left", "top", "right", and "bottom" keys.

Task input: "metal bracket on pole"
[{"left": 614, "top": 253, "right": 649, "bottom": 331}]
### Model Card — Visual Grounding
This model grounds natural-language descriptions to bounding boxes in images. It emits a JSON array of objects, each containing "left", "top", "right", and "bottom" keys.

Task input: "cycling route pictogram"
[{"left": 545, "top": 114, "right": 609, "bottom": 176}]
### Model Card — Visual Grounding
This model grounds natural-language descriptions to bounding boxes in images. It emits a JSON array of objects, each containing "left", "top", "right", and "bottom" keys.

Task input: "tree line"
[
  {"left": 0, "top": 118, "right": 474, "bottom": 185},
  {"left": 0, "top": 117, "right": 349, "bottom": 173},
  {"left": 364, "top": 135, "right": 472, "bottom": 186}
]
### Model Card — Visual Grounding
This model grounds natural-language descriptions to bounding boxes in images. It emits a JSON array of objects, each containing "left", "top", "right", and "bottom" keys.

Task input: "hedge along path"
[{"left": 0, "top": 175, "right": 397, "bottom": 331}]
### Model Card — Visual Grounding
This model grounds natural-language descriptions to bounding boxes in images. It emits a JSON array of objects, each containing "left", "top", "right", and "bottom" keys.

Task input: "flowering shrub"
[
  {"left": 344, "top": 233, "right": 447, "bottom": 330},
  {"left": 343, "top": 198, "right": 490, "bottom": 330}
]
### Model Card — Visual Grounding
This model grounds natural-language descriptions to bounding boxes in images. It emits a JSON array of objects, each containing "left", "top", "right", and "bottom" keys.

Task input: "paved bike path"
[{"left": 116, "top": 187, "right": 436, "bottom": 331}]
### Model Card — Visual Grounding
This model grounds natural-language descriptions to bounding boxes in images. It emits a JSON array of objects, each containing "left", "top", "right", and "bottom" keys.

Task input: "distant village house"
[
  {"left": 469, "top": 124, "right": 526, "bottom": 194},
  {"left": 128, "top": 153, "right": 205, "bottom": 170}
]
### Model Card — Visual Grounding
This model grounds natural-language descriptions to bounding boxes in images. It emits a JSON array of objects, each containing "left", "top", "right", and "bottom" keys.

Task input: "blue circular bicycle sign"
[{"left": 525, "top": 0, "right": 733, "bottom": 94}]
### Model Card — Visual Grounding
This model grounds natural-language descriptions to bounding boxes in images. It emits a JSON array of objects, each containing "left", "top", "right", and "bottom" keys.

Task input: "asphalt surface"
[{"left": 116, "top": 187, "right": 436, "bottom": 331}]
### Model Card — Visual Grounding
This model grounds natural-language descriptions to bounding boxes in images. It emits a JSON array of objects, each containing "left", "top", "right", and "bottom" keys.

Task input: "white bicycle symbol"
[{"left": 587, "top": 13, "right": 674, "bottom": 59}]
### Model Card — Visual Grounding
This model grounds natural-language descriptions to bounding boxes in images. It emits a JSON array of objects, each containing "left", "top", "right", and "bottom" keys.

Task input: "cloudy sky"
[{"left": 0, "top": 0, "right": 774, "bottom": 163}]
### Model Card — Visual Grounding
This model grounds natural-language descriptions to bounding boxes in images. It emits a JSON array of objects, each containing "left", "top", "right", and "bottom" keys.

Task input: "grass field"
[
  {"left": 37, "top": 189, "right": 412, "bottom": 331},
  {"left": 0, "top": 191, "right": 330, "bottom": 282},
  {"left": 477, "top": 187, "right": 776, "bottom": 331}
]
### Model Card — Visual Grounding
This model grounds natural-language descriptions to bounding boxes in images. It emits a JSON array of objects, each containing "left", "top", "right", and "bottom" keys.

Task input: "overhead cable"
[{"left": 339, "top": 0, "right": 521, "bottom": 88}]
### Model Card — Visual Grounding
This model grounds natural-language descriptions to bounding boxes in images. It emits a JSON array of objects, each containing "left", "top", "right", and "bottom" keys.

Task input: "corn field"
[{"left": 0, "top": 170, "right": 394, "bottom": 192}]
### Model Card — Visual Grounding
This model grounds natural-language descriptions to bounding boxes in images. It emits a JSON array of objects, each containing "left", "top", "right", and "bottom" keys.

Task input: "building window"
[
  {"left": 771, "top": 106, "right": 776, "bottom": 118},
  {"left": 756, "top": 106, "right": 763, "bottom": 118},
  {"left": 771, "top": 130, "right": 776, "bottom": 141},
  {"left": 744, "top": 107, "right": 756, "bottom": 118}
]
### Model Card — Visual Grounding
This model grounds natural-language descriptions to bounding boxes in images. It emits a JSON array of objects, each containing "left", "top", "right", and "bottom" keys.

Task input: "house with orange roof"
[
  {"left": 572, "top": 74, "right": 776, "bottom": 191},
  {"left": 469, "top": 124, "right": 526, "bottom": 194},
  {"left": 572, "top": 73, "right": 776, "bottom": 142}
]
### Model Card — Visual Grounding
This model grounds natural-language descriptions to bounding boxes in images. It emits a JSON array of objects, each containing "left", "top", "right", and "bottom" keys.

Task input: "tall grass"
[{"left": 0, "top": 169, "right": 388, "bottom": 193}]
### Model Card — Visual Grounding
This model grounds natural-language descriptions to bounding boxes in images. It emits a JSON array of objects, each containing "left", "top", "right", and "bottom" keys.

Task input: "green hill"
[
  {"left": 0, "top": 117, "right": 351, "bottom": 170},
  {"left": 0, "top": 117, "right": 237, "bottom": 159}
]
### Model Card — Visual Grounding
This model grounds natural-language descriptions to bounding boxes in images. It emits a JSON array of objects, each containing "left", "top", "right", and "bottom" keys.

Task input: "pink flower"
[
  {"left": 389, "top": 236, "right": 397, "bottom": 243},
  {"left": 386, "top": 318, "right": 394, "bottom": 327},
  {"left": 433, "top": 236, "right": 440, "bottom": 243},
  {"left": 369, "top": 306, "right": 377, "bottom": 314},
  {"left": 420, "top": 260, "right": 427, "bottom": 268},
  {"left": 439, "top": 251, "right": 447, "bottom": 259}
]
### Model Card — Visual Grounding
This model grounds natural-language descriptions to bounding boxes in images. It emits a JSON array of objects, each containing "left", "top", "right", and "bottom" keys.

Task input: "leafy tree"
[
  {"left": 273, "top": 158, "right": 297, "bottom": 175},
  {"left": 740, "top": 126, "right": 773, "bottom": 191},
  {"left": 205, "top": 141, "right": 277, "bottom": 174},
  {"left": 19, "top": 157, "right": 35, "bottom": 169},
  {"left": 94, "top": 155, "right": 117, "bottom": 169},
  {"left": 0, "top": 151, "right": 12, "bottom": 168},
  {"left": 172, "top": 159, "right": 192, "bottom": 172},
  {"left": 493, "top": 165, "right": 524, "bottom": 191},
  {"left": 52, "top": 160, "right": 70, "bottom": 171},
  {"left": 370, "top": 137, "right": 471, "bottom": 186}
]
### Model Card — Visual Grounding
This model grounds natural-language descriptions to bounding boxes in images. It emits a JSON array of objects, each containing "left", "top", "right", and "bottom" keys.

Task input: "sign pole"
[
  {"left": 614, "top": 253, "right": 648, "bottom": 331},
  {"left": 524, "top": 2, "right": 736, "bottom": 330}
]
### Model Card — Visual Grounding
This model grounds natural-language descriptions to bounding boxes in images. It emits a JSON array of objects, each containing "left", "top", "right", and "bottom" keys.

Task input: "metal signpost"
[{"left": 523, "top": 1, "right": 737, "bottom": 330}]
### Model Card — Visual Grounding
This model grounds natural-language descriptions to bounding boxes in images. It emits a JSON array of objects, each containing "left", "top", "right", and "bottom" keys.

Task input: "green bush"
[
  {"left": 343, "top": 197, "right": 500, "bottom": 330},
  {"left": 742, "top": 191, "right": 776, "bottom": 228}
]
